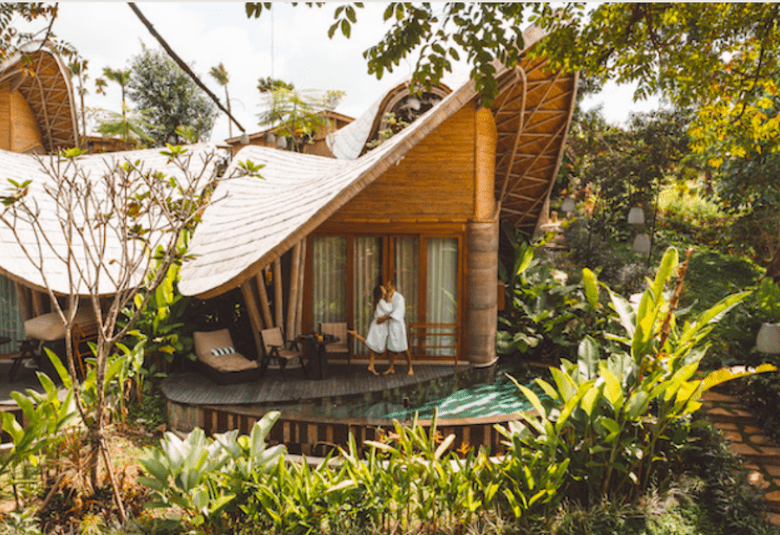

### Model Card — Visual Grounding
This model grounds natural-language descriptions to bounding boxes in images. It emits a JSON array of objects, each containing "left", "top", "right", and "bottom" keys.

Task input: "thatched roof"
[
  {"left": 0, "top": 144, "right": 218, "bottom": 296},
  {"left": 0, "top": 41, "right": 79, "bottom": 153},
  {"left": 178, "top": 26, "right": 577, "bottom": 298}
]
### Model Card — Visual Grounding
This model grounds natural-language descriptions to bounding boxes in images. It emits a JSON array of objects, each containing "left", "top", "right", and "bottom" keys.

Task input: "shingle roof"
[{"left": 0, "top": 144, "right": 218, "bottom": 295}]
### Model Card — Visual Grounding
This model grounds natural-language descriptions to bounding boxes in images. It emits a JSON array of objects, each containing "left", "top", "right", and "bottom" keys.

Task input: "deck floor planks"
[{"left": 162, "top": 364, "right": 458, "bottom": 406}]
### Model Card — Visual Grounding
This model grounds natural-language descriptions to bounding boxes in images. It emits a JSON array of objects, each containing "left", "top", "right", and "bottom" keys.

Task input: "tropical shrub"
[
  {"left": 138, "top": 412, "right": 285, "bottom": 533},
  {"left": 497, "top": 226, "right": 613, "bottom": 361},
  {"left": 506, "top": 247, "right": 775, "bottom": 506},
  {"left": 122, "top": 254, "right": 195, "bottom": 377}
]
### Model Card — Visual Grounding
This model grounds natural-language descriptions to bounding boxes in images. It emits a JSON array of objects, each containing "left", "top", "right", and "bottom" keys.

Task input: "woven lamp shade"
[
  {"left": 561, "top": 197, "right": 576, "bottom": 213},
  {"left": 632, "top": 233, "right": 651, "bottom": 254},
  {"left": 757, "top": 323, "right": 780, "bottom": 354},
  {"left": 627, "top": 206, "right": 645, "bottom": 225}
]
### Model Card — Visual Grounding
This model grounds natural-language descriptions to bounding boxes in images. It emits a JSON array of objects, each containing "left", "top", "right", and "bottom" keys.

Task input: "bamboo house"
[{"left": 178, "top": 26, "right": 578, "bottom": 369}]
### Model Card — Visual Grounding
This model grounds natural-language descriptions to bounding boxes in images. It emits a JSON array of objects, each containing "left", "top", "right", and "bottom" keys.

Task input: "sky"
[{"left": 36, "top": 2, "right": 658, "bottom": 143}]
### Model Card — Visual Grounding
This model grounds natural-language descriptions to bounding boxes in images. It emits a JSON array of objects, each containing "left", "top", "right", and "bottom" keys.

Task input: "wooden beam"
[
  {"left": 274, "top": 259, "right": 284, "bottom": 338},
  {"left": 286, "top": 242, "right": 302, "bottom": 340},
  {"left": 255, "top": 269, "right": 273, "bottom": 329},
  {"left": 240, "top": 282, "right": 264, "bottom": 360}
]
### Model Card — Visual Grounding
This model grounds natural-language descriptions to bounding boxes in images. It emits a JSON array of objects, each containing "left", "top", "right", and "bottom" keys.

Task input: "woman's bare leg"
[
  {"left": 404, "top": 349, "right": 414, "bottom": 375},
  {"left": 383, "top": 352, "right": 396, "bottom": 375},
  {"left": 347, "top": 331, "right": 379, "bottom": 375},
  {"left": 347, "top": 329, "right": 365, "bottom": 343},
  {"left": 367, "top": 351, "right": 380, "bottom": 375}
]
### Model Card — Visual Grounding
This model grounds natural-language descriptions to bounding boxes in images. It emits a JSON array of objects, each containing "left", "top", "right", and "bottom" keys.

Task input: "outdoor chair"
[
  {"left": 192, "top": 328, "right": 262, "bottom": 385},
  {"left": 259, "top": 327, "right": 305, "bottom": 380},
  {"left": 319, "top": 322, "right": 351, "bottom": 364}
]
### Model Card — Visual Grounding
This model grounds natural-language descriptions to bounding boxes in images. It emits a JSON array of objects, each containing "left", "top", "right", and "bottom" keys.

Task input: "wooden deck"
[{"left": 162, "top": 363, "right": 458, "bottom": 406}]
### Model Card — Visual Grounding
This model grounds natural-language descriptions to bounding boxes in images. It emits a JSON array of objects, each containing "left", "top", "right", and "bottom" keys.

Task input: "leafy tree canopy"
[
  {"left": 246, "top": 2, "right": 780, "bottom": 159},
  {"left": 127, "top": 45, "right": 217, "bottom": 146}
]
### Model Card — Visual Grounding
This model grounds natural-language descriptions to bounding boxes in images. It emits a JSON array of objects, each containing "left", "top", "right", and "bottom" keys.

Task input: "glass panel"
[
  {"left": 393, "top": 237, "right": 419, "bottom": 326},
  {"left": 0, "top": 275, "right": 25, "bottom": 354},
  {"left": 312, "top": 237, "right": 347, "bottom": 327},
  {"left": 353, "top": 236, "right": 382, "bottom": 354},
  {"left": 426, "top": 238, "right": 458, "bottom": 356}
]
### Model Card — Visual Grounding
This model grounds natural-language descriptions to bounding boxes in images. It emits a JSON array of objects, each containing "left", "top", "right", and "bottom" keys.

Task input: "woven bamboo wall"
[
  {"left": 0, "top": 83, "right": 45, "bottom": 154},
  {"left": 327, "top": 106, "right": 477, "bottom": 223}
]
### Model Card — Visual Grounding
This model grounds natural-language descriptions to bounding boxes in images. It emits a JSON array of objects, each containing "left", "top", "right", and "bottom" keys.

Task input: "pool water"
[{"left": 265, "top": 360, "right": 541, "bottom": 421}]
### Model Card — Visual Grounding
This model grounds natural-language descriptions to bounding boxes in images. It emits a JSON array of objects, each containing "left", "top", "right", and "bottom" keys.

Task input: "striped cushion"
[{"left": 210, "top": 346, "right": 236, "bottom": 357}]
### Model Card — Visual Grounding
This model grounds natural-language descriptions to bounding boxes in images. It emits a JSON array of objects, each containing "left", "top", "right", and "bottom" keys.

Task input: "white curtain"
[
  {"left": 312, "top": 237, "right": 347, "bottom": 327},
  {"left": 394, "top": 237, "right": 419, "bottom": 325},
  {"left": 0, "top": 275, "right": 25, "bottom": 354},
  {"left": 426, "top": 238, "right": 458, "bottom": 356},
  {"left": 353, "top": 236, "right": 382, "bottom": 354}
]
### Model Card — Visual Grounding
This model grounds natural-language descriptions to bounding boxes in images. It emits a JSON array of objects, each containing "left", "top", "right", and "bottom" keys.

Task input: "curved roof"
[
  {"left": 326, "top": 81, "right": 451, "bottom": 160},
  {"left": 0, "top": 144, "right": 218, "bottom": 296},
  {"left": 0, "top": 41, "right": 80, "bottom": 152},
  {"left": 178, "top": 26, "right": 578, "bottom": 298}
]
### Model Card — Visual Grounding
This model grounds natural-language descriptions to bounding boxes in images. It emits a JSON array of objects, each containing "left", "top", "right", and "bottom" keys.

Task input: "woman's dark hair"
[{"left": 372, "top": 285, "right": 384, "bottom": 308}]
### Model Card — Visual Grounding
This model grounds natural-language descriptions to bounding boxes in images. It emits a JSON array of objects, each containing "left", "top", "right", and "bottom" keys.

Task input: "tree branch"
[{"left": 127, "top": 2, "right": 247, "bottom": 136}]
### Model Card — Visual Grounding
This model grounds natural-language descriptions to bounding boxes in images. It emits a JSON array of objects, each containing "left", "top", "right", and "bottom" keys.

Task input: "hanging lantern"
[
  {"left": 265, "top": 131, "right": 276, "bottom": 144},
  {"left": 240, "top": 132, "right": 250, "bottom": 145},
  {"left": 627, "top": 206, "right": 645, "bottom": 225},
  {"left": 632, "top": 233, "right": 651, "bottom": 254},
  {"left": 277, "top": 136, "right": 288, "bottom": 149},
  {"left": 561, "top": 197, "right": 576, "bottom": 213},
  {"left": 757, "top": 323, "right": 780, "bottom": 354}
]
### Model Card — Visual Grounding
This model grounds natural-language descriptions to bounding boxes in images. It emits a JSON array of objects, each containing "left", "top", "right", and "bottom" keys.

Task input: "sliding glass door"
[{"left": 310, "top": 231, "right": 460, "bottom": 359}]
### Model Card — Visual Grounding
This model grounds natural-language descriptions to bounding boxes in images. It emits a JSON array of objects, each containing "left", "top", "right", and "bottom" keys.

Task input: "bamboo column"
[
  {"left": 467, "top": 107, "right": 499, "bottom": 367},
  {"left": 255, "top": 270, "right": 273, "bottom": 329},
  {"left": 286, "top": 242, "right": 302, "bottom": 340},
  {"left": 296, "top": 240, "right": 306, "bottom": 336},
  {"left": 240, "top": 282, "right": 264, "bottom": 359},
  {"left": 31, "top": 290, "right": 45, "bottom": 317},
  {"left": 274, "top": 259, "right": 284, "bottom": 338},
  {"left": 14, "top": 282, "right": 31, "bottom": 321}
]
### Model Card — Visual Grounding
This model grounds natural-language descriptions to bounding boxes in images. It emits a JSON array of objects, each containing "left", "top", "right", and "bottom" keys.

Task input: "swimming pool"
[{"left": 261, "top": 360, "right": 540, "bottom": 421}]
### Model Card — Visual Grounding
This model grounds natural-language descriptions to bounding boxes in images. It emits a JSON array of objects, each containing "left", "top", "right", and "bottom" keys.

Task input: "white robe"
[
  {"left": 386, "top": 291, "right": 409, "bottom": 352},
  {"left": 364, "top": 299, "right": 392, "bottom": 353}
]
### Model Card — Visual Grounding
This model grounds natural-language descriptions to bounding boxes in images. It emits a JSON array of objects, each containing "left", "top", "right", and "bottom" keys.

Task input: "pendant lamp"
[
  {"left": 627, "top": 206, "right": 645, "bottom": 225},
  {"left": 757, "top": 323, "right": 780, "bottom": 354},
  {"left": 632, "top": 233, "right": 651, "bottom": 254},
  {"left": 561, "top": 197, "right": 576, "bottom": 213}
]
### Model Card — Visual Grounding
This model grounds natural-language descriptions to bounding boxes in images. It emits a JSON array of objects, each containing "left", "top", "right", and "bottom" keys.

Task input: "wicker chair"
[
  {"left": 259, "top": 327, "right": 305, "bottom": 380},
  {"left": 319, "top": 322, "right": 351, "bottom": 364}
]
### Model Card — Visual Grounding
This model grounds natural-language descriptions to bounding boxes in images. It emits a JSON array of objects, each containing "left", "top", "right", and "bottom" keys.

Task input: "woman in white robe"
[
  {"left": 381, "top": 281, "right": 414, "bottom": 376},
  {"left": 349, "top": 285, "right": 391, "bottom": 375}
]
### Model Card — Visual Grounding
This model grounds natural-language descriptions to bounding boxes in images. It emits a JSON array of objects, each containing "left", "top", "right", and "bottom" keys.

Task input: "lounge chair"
[
  {"left": 319, "top": 322, "right": 351, "bottom": 364},
  {"left": 259, "top": 327, "right": 305, "bottom": 380},
  {"left": 192, "top": 328, "right": 261, "bottom": 385}
]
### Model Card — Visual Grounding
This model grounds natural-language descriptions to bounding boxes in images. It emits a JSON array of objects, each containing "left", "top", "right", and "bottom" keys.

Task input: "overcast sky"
[{"left": 41, "top": 2, "right": 657, "bottom": 143}]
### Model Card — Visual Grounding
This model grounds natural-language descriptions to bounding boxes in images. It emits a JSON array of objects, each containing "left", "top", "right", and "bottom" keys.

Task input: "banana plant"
[{"left": 506, "top": 246, "right": 776, "bottom": 505}]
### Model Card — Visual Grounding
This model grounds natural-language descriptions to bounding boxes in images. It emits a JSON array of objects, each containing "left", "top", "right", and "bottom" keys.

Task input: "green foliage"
[
  {"left": 127, "top": 45, "right": 217, "bottom": 146},
  {"left": 122, "top": 249, "right": 195, "bottom": 376},
  {"left": 497, "top": 227, "right": 612, "bottom": 360},
  {"left": 0, "top": 356, "right": 77, "bottom": 476},
  {"left": 506, "top": 247, "right": 773, "bottom": 506},
  {"left": 138, "top": 412, "right": 285, "bottom": 532},
  {"left": 257, "top": 84, "right": 344, "bottom": 153}
]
